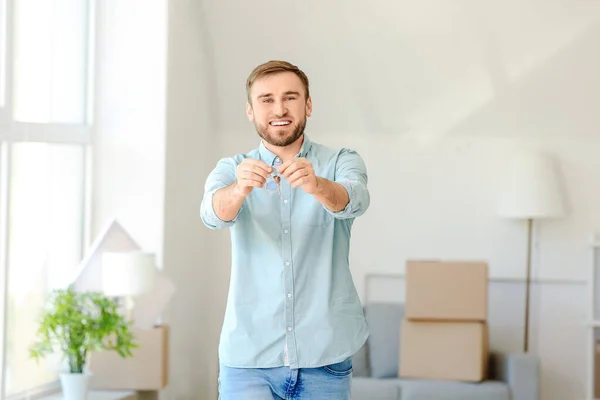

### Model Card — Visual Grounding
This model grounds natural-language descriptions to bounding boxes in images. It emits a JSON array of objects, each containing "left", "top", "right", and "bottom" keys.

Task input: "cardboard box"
[
  {"left": 399, "top": 319, "right": 489, "bottom": 382},
  {"left": 406, "top": 260, "right": 488, "bottom": 321},
  {"left": 88, "top": 324, "right": 169, "bottom": 390}
]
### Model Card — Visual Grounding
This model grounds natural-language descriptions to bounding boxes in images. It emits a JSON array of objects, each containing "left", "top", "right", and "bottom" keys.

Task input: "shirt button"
[
  {"left": 283, "top": 199, "right": 288, "bottom": 204},
  {"left": 288, "top": 327, "right": 292, "bottom": 332},
  {"left": 285, "top": 261, "right": 290, "bottom": 266},
  {"left": 284, "top": 229, "right": 289, "bottom": 234},
  {"left": 287, "top": 293, "right": 292, "bottom": 298}
]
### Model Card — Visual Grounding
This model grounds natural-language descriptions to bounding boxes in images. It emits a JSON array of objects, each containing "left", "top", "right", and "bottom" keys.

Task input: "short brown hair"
[{"left": 246, "top": 60, "right": 310, "bottom": 104}]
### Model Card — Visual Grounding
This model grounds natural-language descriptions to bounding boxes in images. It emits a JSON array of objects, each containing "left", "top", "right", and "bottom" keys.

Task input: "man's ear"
[
  {"left": 246, "top": 102, "right": 254, "bottom": 122},
  {"left": 306, "top": 97, "right": 312, "bottom": 117}
]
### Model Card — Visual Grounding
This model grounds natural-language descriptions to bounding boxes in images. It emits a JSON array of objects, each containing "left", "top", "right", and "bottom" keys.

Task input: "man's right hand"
[{"left": 234, "top": 159, "right": 273, "bottom": 197}]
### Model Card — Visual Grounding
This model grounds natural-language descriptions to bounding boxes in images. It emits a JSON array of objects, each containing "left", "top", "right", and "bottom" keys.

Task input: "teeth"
[{"left": 271, "top": 121, "right": 291, "bottom": 126}]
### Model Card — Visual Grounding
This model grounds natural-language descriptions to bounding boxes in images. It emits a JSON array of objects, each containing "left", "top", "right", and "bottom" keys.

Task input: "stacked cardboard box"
[{"left": 399, "top": 260, "right": 489, "bottom": 382}]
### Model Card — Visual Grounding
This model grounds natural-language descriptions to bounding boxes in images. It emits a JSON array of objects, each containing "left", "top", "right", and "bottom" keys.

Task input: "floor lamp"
[{"left": 497, "top": 151, "right": 566, "bottom": 352}]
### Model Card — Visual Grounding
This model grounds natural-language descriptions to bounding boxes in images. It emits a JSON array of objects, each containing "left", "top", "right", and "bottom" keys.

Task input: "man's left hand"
[{"left": 278, "top": 158, "right": 320, "bottom": 194}]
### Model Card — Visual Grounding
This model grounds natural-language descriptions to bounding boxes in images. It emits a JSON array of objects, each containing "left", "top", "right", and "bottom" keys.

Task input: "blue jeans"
[{"left": 218, "top": 357, "right": 353, "bottom": 399}]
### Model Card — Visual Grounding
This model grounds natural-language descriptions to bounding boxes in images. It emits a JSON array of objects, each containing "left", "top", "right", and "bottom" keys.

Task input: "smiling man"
[{"left": 200, "top": 60, "right": 370, "bottom": 399}]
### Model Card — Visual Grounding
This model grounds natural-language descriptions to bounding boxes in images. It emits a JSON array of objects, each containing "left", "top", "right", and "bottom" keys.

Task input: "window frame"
[
  {"left": 0, "top": 0, "right": 97, "bottom": 397},
  {"left": 0, "top": 0, "right": 12, "bottom": 127}
]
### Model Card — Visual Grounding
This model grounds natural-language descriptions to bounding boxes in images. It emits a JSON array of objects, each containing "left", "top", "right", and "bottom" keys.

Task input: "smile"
[{"left": 270, "top": 120, "right": 291, "bottom": 126}]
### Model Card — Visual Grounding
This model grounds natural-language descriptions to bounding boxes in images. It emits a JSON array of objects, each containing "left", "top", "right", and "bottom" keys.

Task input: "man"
[{"left": 200, "top": 60, "right": 370, "bottom": 399}]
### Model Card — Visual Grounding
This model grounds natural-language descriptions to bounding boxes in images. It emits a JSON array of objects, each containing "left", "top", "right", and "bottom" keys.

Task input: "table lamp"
[
  {"left": 497, "top": 151, "right": 566, "bottom": 352},
  {"left": 101, "top": 251, "right": 157, "bottom": 319}
]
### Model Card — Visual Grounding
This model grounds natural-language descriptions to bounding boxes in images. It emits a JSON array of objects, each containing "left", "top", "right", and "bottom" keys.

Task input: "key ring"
[{"left": 265, "top": 158, "right": 282, "bottom": 195}]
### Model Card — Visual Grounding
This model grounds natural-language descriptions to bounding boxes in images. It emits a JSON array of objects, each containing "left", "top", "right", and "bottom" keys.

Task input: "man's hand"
[
  {"left": 235, "top": 159, "right": 273, "bottom": 197},
  {"left": 279, "top": 157, "right": 349, "bottom": 212},
  {"left": 278, "top": 158, "right": 319, "bottom": 194},
  {"left": 211, "top": 158, "right": 272, "bottom": 222}
]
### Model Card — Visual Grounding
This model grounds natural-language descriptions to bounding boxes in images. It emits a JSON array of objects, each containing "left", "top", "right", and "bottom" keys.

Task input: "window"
[
  {"left": 0, "top": 0, "right": 95, "bottom": 397},
  {"left": 13, "top": 0, "right": 89, "bottom": 124},
  {"left": 0, "top": 0, "right": 8, "bottom": 112}
]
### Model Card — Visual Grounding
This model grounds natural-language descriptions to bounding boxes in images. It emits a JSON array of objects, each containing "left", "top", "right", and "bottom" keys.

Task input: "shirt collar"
[{"left": 259, "top": 134, "right": 313, "bottom": 166}]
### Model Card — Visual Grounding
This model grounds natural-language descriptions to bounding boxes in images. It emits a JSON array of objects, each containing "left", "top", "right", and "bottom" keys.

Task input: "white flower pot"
[{"left": 60, "top": 372, "right": 90, "bottom": 400}]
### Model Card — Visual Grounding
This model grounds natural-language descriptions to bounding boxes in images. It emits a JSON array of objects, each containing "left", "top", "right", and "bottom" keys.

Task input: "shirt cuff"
[
  {"left": 200, "top": 188, "right": 241, "bottom": 229},
  {"left": 324, "top": 180, "right": 355, "bottom": 219}
]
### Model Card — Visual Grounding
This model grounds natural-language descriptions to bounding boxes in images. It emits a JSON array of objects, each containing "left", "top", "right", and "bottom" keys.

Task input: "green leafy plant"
[{"left": 29, "top": 288, "right": 138, "bottom": 373}]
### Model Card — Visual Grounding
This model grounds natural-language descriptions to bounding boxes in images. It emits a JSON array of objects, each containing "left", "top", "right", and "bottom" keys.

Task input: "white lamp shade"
[
  {"left": 497, "top": 152, "right": 566, "bottom": 219},
  {"left": 101, "top": 251, "right": 156, "bottom": 296}
]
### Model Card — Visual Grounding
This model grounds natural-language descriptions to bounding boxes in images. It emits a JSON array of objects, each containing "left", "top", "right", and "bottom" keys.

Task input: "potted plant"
[{"left": 29, "top": 288, "right": 137, "bottom": 400}]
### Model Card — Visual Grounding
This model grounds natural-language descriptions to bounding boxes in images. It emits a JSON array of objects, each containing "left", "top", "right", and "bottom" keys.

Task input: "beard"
[{"left": 254, "top": 115, "right": 307, "bottom": 147}]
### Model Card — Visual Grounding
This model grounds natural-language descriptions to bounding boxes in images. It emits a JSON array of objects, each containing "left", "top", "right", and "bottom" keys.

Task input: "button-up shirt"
[{"left": 200, "top": 135, "right": 370, "bottom": 369}]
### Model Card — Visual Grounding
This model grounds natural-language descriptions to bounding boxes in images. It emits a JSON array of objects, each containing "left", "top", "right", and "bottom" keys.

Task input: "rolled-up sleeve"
[
  {"left": 200, "top": 157, "right": 240, "bottom": 230},
  {"left": 326, "top": 148, "right": 370, "bottom": 219}
]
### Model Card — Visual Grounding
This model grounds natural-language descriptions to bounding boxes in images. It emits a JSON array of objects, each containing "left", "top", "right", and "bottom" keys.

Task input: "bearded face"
[{"left": 247, "top": 72, "right": 312, "bottom": 148}]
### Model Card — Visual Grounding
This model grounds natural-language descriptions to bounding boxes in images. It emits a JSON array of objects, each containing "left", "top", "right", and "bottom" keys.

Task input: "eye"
[
  {"left": 285, "top": 97, "right": 296, "bottom": 101},
  {"left": 262, "top": 98, "right": 272, "bottom": 103}
]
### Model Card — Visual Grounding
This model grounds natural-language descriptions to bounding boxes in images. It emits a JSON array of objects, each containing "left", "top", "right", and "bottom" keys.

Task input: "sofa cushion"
[
  {"left": 397, "top": 379, "right": 510, "bottom": 400},
  {"left": 364, "top": 302, "right": 405, "bottom": 378},
  {"left": 351, "top": 377, "right": 400, "bottom": 400},
  {"left": 352, "top": 341, "right": 369, "bottom": 377}
]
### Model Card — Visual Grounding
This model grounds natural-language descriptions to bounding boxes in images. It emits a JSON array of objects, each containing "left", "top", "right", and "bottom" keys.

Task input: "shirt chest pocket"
[{"left": 292, "top": 194, "right": 334, "bottom": 227}]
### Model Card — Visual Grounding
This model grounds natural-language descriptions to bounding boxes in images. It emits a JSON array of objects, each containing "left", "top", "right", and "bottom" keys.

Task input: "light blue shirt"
[{"left": 200, "top": 135, "right": 370, "bottom": 369}]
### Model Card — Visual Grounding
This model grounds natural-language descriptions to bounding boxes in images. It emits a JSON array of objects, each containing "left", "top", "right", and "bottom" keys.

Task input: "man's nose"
[{"left": 273, "top": 101, "right": 287, "bottom": 117}]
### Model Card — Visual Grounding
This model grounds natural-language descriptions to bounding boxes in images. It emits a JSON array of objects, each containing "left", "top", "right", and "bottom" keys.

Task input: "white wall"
[
  {"left": 92, "top": 0, "right": 167, "bottom": 260},
  {"left": 162, "top": 1, "right": 227, "bottom": 399}
]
